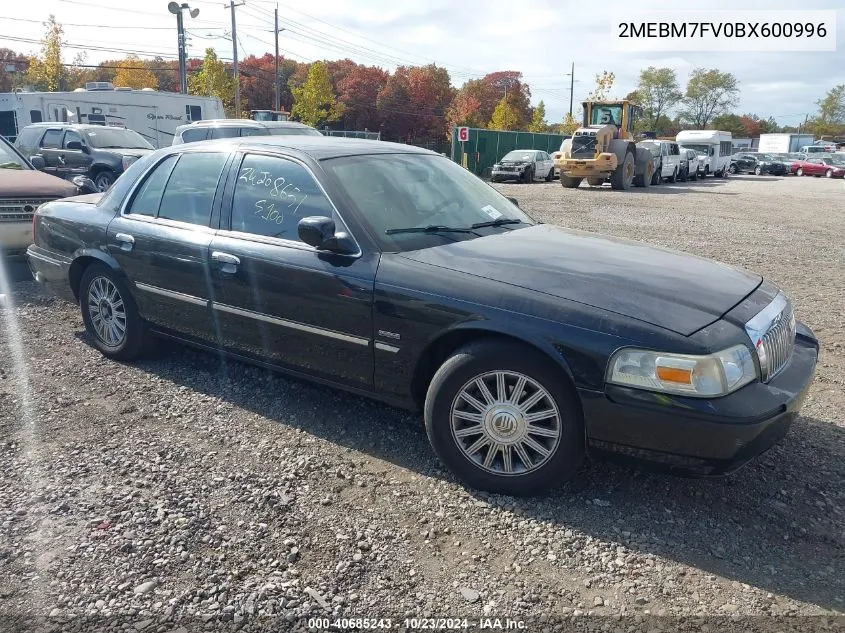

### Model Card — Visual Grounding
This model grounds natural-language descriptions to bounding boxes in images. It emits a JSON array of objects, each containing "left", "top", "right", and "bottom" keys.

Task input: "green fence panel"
[{"left": 450, "top": 127, "right": 565, "bottom": 178}]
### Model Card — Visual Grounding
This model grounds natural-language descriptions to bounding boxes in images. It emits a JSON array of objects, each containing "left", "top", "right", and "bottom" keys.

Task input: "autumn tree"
[
  {"left": 528, "top": 101, "right": 548, "bottom": 132},
  {"left": 112, "top": 55, "right": 157, "bottom": 89},
  {"left": 240, "top": 53, "right": 278, "bottom": 111},
  {"left": 488, "top": 97, "right": 519, "bottom": 130},
  {"left": 337, "top": 64, "right": 389, "bottom": 131},
  {"left": 148, "top": 57, "right": 179, "bottom": 92},
  {"left": 588, "top": 70, "right": 615, "bottom": 100},
  {"left": 189, "top": 48, "right": 236, "bottom": 115},
  {"left": 291, "top": 61, "right": 344, "bottom": 127},
  {"left": 406, "top": 64, "right": 454, "bottom": 143},
  {"left": 26, "top": 15, "right": 68, "bottom": 91},
  {"left": 0, "top": 48, "right": 27, "bottom": 91},
  {"left": 449, "top": 71, "right": 531, "bottom": 129},
  {"left": 558, "top": 112, "right": 579, "bottom": 135},
  {"left": 635, "top": 67, "right": 682, "bottom": 130},
  {"left": 680, "top": 68, "right": 739, "bottom": 128},
  {"left": 377, "top": 70, "right": 413, "bottom": 141},
  {"left": 445, "top": 90, "right": 483, "bottom": 134}
]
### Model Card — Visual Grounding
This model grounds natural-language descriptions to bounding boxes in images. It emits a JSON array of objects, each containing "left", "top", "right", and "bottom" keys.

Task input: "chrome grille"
[
  {"left": 0, "top": 198, "right": 57, "bottom": 223},
  {"left": 745, "top": 294, "right": 796, "bottom": 383}
]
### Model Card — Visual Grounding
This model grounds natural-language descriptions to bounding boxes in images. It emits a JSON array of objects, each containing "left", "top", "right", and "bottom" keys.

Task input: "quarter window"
[
  {"left": 230, "top": 154, "right": 336, "bottom": 242},
  {"left": 180, "top": 128, "right": 208, "bottom": 143},
  {"left": 127, "top": 155, "right": 179, "bottom": 216},
  {"left": 157, "top": 152, "right": 228, "bottom": 226},
  {"left": 210, "top": 127, "right": 240, "bottom": 139},
  {"left": 41, "top": 129, "right": 63, "bottom": 148}
]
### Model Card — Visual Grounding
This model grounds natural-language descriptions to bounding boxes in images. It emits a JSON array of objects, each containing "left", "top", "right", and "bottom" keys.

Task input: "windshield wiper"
[
  {"left": 470, "top": 218, "right": 523, "bottom": 229},
  {"left": 385, "top": 225, "right": 476, "bottom": 235}
]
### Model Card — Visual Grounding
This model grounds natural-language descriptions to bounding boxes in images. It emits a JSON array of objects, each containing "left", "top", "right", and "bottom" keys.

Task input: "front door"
[
  {"left": 56, "top": 129, "right": 92, "bottom": 177},
  {"left": 37, "top": 127, "right": 67, "bottom": 178},
  {"left": 208, "top": 150, "right": 376, "bottom": 389},
  {"left": 106, "top": 150, "right": 232, "bottom": 344}
]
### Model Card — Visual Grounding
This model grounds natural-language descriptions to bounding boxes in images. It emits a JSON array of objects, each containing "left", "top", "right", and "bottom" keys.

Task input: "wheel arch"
[
  {"left": 410, "top": 323, "right": 579, "bottom": 412},
  {"left": 68, "top": 249, "right": 124, "bottom": 302}
]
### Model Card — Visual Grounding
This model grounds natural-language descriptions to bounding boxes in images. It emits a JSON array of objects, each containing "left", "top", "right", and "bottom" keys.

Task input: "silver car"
[{"left": 172, "top": 119, "right": 323, "bottom": 145}]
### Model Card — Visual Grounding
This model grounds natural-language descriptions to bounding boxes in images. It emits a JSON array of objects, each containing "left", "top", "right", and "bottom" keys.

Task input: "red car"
[{"left": 792, "top": 156, "right": 845, "bottom": 178}]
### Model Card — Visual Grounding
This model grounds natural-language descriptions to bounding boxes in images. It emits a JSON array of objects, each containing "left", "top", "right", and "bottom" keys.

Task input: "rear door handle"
[
  {"left": 114, "top": 233, "right": 134, "bottom": 252},
  {"left": 212, "top": 251, "right": 240, "bottom": 274}
]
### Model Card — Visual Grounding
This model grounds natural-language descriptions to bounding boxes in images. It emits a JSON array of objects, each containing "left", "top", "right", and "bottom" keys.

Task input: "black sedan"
[
  {"left": 27, "top": 137, "right": 818, "bottom": 495},
  {"left": 729, "top": 152, "right": 787, "bottom": 176}
]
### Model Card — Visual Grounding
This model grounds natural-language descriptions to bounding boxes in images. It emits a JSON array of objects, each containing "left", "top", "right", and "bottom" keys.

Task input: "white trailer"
[
  {"left": 758, "top": 133, "right": 814, "bottom": 154},
  {"left": 0, "top": 82, "right": 224, "bottom": 148},
  {"left": 675, "top": 130, "right": 733, "bottom": 177}
]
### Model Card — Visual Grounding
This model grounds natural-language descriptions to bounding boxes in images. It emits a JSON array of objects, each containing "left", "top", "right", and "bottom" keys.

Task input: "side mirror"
[
  {"left": 297, "top": 216, "right": 356, "bottom": 255},
  {"left": 30, "top": 155, "right": 46, "bottom": 170},
  {"left": 71, "top": 175, "right": 98, "bottom": 194},
  {"left": 66, "top": 140, "right": 86, "bottom": 151}
]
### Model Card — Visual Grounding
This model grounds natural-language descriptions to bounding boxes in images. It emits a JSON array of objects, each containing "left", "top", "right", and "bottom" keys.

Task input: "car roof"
[{"left": 162, "top": 135, "right": 435, "bottom": 160}]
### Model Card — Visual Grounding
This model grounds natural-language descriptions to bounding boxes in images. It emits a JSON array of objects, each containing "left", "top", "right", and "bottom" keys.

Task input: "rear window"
[
  {"left": 210, "top": 127, "right": 241, "bottom": 140},
  {"left": 15, "top": 127, "right": 43, "bottom": 154},
  {"left": 179, "top": 128, "right": 208, "bottom": 143},
  {"left": 41, "top": 129, "right": 64, "bottom": 149}
]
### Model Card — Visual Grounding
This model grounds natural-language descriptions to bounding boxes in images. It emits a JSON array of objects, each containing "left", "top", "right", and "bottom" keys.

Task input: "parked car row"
[
  {"left": 729, "top": 151, "right": 845, "bottom": 179},
  {"left": 637, "top": 140, "right": 719, "bottom": 184}
]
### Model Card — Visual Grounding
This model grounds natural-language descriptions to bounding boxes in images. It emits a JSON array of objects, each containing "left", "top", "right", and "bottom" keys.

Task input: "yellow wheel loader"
[{"left": 554, "top": 100, "right": 655, "bottom": 190}]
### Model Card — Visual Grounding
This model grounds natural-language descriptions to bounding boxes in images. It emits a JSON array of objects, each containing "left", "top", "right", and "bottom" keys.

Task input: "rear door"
[{"left": 106, "top": 150, "right": 233, "bottom": 344}]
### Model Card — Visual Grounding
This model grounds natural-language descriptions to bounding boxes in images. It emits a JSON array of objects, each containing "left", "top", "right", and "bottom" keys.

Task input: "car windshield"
[
  {"left": 268, "top": 127, "right": 323, "bottom": 136},
  {"left": 501, "top": 151, "right": 537, "bottom": 162},
  {"left": 0, "top": 139, "right": 29, "bottom": 169},
  {"left": 829, "top": 155, "right": 845, "bottom": 165},
  {"left": 679, "top": 143, "right": 711, "bottom": 155},
  {"left": 321, "top": 153, "right": 534, "bottom": 252},
  {"left": 84, "top": 128, "right": 153, "bottom": 150}
]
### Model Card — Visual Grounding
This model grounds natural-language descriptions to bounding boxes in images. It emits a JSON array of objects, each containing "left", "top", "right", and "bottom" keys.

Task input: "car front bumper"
[
  {"left": 491, "top": 168, "right": 527, "bottom": 180},
  {"left": 0, "top": 222, "right": 34, "bottom": 255},
  {"left": 580, "top": 321, "right": 819, "bottom": 476}
]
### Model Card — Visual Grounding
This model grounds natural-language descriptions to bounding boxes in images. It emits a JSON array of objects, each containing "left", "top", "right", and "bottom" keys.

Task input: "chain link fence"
[{"left": 320, "top": 128, "right": 382, "bottom": 140}]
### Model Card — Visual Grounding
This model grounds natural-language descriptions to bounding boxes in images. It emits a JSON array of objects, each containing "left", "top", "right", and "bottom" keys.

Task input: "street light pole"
[{"left": 168, "top": 2, "right": 199, "bottom": 94}]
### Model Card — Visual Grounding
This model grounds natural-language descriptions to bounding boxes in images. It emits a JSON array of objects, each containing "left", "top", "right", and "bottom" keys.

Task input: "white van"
[{"left": 675, "top": 130, "right": 732, "bottom": 177}]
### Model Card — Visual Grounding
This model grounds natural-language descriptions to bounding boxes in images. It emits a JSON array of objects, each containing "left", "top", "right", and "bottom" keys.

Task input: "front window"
[
  {"left": 84, "top": 128, "right": 153, "bottom": 150},
  {"left": 680, "top": 144, "right": 710, "bottom": 155},
  {"left": 500, "top": 150, "right": 537, "bottom": 163},
  {"left": 321, "top": 153, "right": 534, "bottom": 252},
  {"left": 0, "top": 139, "right": 29, "bottom": 169},
  {"left": 590, "top": 105, "right": 622, "bottom": 126}
]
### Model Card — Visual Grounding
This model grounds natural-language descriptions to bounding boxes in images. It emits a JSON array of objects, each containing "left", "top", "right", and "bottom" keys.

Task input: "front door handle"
[
  {"left": 212, "top": 251, "right": 240, "bottom": 274},
  {"left": 114, "top": 233, "right": 134, "bottom": 252},
  {"left": 57, "top": 155, "right": 66, "bottom": 165}
]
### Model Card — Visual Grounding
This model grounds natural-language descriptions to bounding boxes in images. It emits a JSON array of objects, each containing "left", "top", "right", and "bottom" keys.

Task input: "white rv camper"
[
  {"left": 675, "top": 130, "right": 733, "bottom": 177},
  {"left": 0, "top": 83, "right": 225, "bottom": 148}
]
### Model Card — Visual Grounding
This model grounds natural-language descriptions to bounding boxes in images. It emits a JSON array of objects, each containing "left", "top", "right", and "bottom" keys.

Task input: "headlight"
[
  {"left": 121, "top": 156, "right": 138, "bottom": 170},
  {"left": 606, "top": 344, "right": 757, "bottom": 397}
]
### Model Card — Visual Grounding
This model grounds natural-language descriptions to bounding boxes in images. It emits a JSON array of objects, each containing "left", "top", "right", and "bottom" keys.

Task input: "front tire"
[
  {"left": 754, "top": 166, "right": 762, "bottom": 175},
  {"left": 424, "top": 341, "right": 585, "bottom": 496},
  {"left": 610, "top": 151, "right": 635, "bottom": 190},
  {"left": 93, "top": 170, "right": 116, "bottom": 192},
  {"left": 729, "top": 164, "right": 738, "bottom": 174},
  {"left": 79, "top": 263, "right": 146, "bottom": 360},
  {"left": 667, "top": 167, "right": 678, "bottom": 183},
  {"left": 796, "top": 167, "right": 804, "bottom": 176},
  {"left": 545, "top": 166, "right": 554, "bottom": 182},
  {"left": 690, "top": 169, "right": 698, "bottom": 181}
]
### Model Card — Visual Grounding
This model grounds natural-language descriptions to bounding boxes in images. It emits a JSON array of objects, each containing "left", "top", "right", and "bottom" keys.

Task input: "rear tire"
[
  {"left": 729, "top": 164, "right": 738, "bottom": 174},
  {"left": 93, "top": 170, "right": 116, "bottom": 192},
  {"left": 545, "top": 166, "right": 554, "bottom": 182},
  {"left": 560, "top": 174, "right": 582, "bottom": 188},
  {"left": 79, "top": 263, "right": 146, "bottom": 361},
  {"left": 754, "top": 166, "right": 762, "bottom": 175},
  {"left": 424, "top": 340, "right": 585, "bottom": 496},
  {"left": 825, "top": 169, "right": 833, "bottom": 178},
  {"left": 796, "top": 167, "right": 804, "bottom": 176}
]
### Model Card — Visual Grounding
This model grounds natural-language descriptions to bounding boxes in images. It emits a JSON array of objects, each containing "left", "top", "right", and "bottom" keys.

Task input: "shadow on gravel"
[{"left": 76, "top": 334, "right": 845, "bottom": 612}]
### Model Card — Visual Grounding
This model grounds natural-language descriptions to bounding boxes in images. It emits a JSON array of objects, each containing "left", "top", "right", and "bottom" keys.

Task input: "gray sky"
[{"left": 1, "top": 0, "right": 842, "bottom": 127}]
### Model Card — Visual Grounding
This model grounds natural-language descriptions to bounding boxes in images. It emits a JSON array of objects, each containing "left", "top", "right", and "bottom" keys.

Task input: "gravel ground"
[{"left": 1, "top": 173, "right": 843, "bottom": 633}]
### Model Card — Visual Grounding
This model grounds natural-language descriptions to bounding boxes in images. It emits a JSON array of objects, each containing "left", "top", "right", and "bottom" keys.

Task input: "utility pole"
[
  {"left": 274, "top": 6, "right": 280, "bottom": 112},
  {"left": 226, "top": 0, "right": 244, "bottom": 116},
  {"left": 568, "top": 62, "right": 574, "bottom": 118}
]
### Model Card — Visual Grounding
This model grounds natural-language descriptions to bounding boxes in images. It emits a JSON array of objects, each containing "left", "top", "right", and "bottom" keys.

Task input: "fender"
[{"left": 67, "top": 247, "right": 127, "bottom": 301}]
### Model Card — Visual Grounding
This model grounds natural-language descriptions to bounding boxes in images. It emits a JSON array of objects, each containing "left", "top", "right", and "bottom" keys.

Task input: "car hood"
[
  {"left": 399, "top": 224, "right": 763, "bottom": 336},
  {"left": 0, "top": 169, "right": 78, "bottom": 198}
]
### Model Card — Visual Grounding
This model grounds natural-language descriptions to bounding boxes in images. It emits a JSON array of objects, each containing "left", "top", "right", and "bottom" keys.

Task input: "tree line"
[{"left": 2, "top": 15, "right": 843, "bottom": 147}]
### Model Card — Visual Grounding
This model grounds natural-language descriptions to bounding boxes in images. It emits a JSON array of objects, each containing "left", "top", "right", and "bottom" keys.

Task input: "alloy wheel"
[
  {"left": 450, "top": 370, "right": 562, "bottom": 476},
  {"left": 87, "top": 276, "right": 127, "bottom": 347}
]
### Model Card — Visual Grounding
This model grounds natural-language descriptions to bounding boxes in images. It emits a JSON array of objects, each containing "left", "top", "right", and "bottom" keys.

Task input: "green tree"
[
  {"left": 26, "top": 15, "right": 68, "bottom": 91},
  {"left": 189, "top": 48, "right": 237, "bottom": 115},
  {"left": 808, "top": 85, "right": 845, "bottom": 137},
  {"left": 488, "top": 96, "right": 519, "bottom": 130},
  {"left": 635, "top": 67, "right": 682, "bottom": 130},
  {"left": 588, "top": 70, "right": 615, "bottom": 100},
  {"left": 680, "top": 68, "right": 739, "bottom": 128},
  {"left": 527, "top": 100, "right": 548, "bottom": 132},
  {"left": 710, "top": 113, "right": 746, "bottom": 137},
  {"left": 559, "top": 112, "right": 579, "bottom": 134},
  {"left": 290, "top": 61, "right": 344, "bottom": 127}
]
